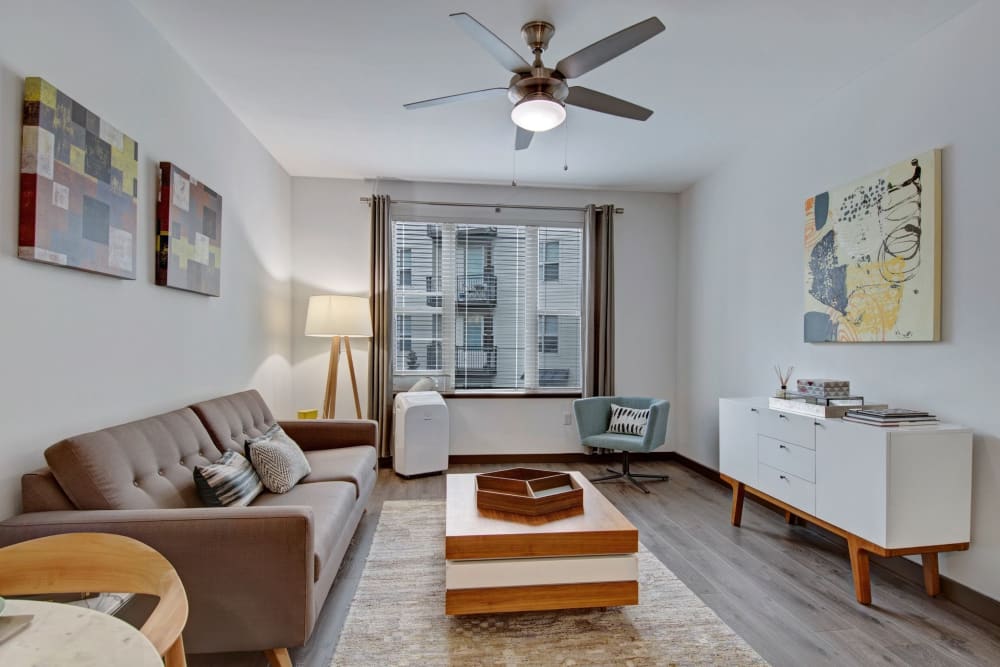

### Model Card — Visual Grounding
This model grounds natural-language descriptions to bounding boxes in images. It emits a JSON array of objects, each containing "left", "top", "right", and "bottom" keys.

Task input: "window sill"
[{"left": 421, "top": 392, "right": 582, "bottom": 400}]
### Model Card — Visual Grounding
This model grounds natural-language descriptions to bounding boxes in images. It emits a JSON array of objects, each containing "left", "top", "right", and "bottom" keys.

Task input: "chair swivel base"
[{"left": 589, "top": 452, "right": 669, "bottom": 494}]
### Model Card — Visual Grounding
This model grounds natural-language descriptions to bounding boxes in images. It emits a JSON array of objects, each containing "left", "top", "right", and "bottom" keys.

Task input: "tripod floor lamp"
[{"left": 305, "top": 295, "right": 373, "bottom": 419}]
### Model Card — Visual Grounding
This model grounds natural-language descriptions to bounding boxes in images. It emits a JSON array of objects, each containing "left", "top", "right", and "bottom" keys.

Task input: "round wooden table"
[{"left": 0, "top": 599, "right": 161, "bottom": 666}]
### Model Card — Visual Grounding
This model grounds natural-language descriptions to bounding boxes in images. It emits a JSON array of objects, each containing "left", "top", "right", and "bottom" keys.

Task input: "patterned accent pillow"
[
  {"left": 246, "top": 424, "right": 312, "bottom": 494},
  {"left": 608, "top": 404, "right": 650, "bottom": 437},
  {"left": 193, "top": 451, "right": 263, "bottom": 507}
]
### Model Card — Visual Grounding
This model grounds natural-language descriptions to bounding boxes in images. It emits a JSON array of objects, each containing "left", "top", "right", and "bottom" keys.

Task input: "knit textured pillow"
[
  {"left": 193, "top": 451, "right": 263, "bottom": 507},
  {"left": 607, "top": 404, "right": 650, "bottom": 437},
  {"left": 246, "top": 424, "right": 312, "bottom": 494}
]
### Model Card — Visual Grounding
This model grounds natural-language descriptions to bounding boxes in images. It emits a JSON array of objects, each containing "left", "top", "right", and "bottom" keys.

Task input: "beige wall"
[
  {"left": 0, "top": 0, "right": 293, "bottom": 517},
  {"left": 291, "top": 178, "right": 679, "bottom": 454},
  {"left": 676, "top": 2, "right": 1000, "bottom": 600}
]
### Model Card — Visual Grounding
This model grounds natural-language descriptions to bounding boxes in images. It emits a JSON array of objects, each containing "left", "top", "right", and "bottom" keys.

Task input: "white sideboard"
[{"left": 719, "top": 397, "right": 973, "bottom": 605}]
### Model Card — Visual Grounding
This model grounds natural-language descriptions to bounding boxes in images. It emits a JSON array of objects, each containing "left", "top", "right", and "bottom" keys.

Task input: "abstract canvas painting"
[
  {"left": 156, "top": 162, "right": 222, "bottom": 296},
  {"left": 18, "top": 77, "right": 138, "bottom": 278},
  {"left": 804, "top": 150, "right": 941, "bottom": 342}
]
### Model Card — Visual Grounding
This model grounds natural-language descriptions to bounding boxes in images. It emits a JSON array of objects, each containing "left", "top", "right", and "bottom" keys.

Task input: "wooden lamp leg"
[
  {"left": 322, "top": 336, "right": 342, "bottom": 419},
  {"left": 344, "top": 337, "right": 362, "bottom": 419}
]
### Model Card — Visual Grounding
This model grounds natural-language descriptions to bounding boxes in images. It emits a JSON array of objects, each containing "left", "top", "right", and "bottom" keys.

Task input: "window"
[
  {"left": 538, "top": 314, "right": 559, "bottom": 353},
  {"left": 397, "top": 247, "right": 412, "bottom": 286},
  {"left": 542, "top": 240, "right": 559, "bottom": 281},
  {"left": 391, "top": 215, "right": 582, "bottom": 394}
]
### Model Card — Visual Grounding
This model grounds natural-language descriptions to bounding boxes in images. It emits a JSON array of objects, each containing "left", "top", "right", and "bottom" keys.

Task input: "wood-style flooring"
[{"left": 190, "top": 462, "right": 1000, "bottom": 667}]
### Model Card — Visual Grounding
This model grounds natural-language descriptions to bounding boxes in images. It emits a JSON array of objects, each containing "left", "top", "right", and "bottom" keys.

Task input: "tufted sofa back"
[
  {"left": 190, "top": 389, "right": 277, "bottom": 455},
  {"left": 44, "top": 407, "right": 221, "bottom": 511}
]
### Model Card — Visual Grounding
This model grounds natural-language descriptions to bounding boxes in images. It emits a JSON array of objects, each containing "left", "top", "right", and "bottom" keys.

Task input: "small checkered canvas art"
[{"left": 156, "top": 162, "right": 223, "bottom": 296}]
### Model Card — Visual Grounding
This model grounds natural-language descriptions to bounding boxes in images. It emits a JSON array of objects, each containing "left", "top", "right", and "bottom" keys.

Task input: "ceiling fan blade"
[
  {"left": 555, "top": 17, "right": 665, "bottom": 79},
  {"left": 566, "top": 86, "right": 653, "bottom": 121},
  {"left": 515, "top": 126, "right": 534, "bottom": 151},
  {"left": 450, "top": 13, "right": 531, "bottom": 74},
  {"left": 403, "top": 87, "right": 508, "bottom": 110}
]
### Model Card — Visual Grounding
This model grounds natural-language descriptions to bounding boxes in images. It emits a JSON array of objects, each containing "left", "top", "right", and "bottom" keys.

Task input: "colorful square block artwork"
[
  {"left": 803, "top": 149, "right": 942, "bottom": 342},
  {"left": 18, "top": 77, "right": 138, "bottom": 278},
  {"left": 156, "top": 162, "right": 223, "bottom": 296}
]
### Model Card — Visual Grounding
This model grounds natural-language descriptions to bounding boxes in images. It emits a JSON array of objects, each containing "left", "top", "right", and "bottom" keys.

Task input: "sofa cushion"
[
  {"left": 194, "top": 451, "right": 263, "bottom": 507},
  {"left": 250, "top": 481, "right": 357, "bottom": 581},
  {"left": 301, "top": 446, "right": 377, "bottom": 498},
  {"left": 246, "top": 425, "right": 312, "bottom": 494},
  {"left": 608, "top": 403, "right": 650, "bottom": 436},
  {"left": 191, "top": 389, "right": 277, "bottom": 455},
  {"left": 45, "top": 408, "right": 220, "bottom": 510}
]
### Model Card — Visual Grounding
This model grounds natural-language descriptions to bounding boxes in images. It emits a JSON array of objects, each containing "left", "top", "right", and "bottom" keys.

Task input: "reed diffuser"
[{"left": 774, "top": 365, "right": 794, "bottom": 398}]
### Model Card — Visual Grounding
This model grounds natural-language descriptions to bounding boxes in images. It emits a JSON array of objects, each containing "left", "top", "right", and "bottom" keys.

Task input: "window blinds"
[{"left": 391, "top": 214, "right": 583, "bottom": 393}]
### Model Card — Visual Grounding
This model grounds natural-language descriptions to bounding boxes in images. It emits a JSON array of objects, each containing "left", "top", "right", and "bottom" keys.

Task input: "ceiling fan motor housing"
[{"left": 508, "top": 69, "right": 568, "bottom": 105}]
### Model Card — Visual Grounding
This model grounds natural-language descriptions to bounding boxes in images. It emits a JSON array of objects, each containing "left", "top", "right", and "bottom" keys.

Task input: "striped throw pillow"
[
  {"left": 194, "top": 451, "right": 263, "bottom": 507},
  {"left": 246, "top": 424, "right": 312, "bottom": 494},
  {"left": 608, "top": 404, "right": 650, "bottom": 437}
]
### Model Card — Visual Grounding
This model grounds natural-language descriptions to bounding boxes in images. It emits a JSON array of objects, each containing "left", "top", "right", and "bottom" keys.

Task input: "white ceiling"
[{"left": 131, "top": 0, "right": 977, "bottom": 192}]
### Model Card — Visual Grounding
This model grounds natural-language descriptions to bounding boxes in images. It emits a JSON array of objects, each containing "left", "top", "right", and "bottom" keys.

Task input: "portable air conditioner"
[{"left": 393, "top": 391, "right": 449, "bottom": 477}]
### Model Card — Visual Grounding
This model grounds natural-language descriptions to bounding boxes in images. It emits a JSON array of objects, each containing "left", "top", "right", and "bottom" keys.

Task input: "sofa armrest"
[
  {"left": 279, "top": 418, "right": 378, "bottom": 452},
  {"left": 0, "top": 506, "right": 315, "bottom": 653}
]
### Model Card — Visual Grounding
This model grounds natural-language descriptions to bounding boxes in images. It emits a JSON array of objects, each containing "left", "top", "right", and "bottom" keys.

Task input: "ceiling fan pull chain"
[
  {"left": 563, "top": 113, "right": 570, "bottom": 172},
  {"left": 511, "top": 140, "right": 518, "bottom": 187}
]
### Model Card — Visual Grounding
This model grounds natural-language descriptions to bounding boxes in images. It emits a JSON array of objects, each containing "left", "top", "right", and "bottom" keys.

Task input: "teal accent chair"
[{"left": 573, "top": 396, "right": 670, "bottom": 493}]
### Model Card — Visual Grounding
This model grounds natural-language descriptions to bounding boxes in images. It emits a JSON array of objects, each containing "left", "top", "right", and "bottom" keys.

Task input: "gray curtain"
[
  {"left": 368, "top": 195, "right": 393, "bottom": 458},
  {"left": 584, "top": 204, "right": 615, "bottom": 398}
]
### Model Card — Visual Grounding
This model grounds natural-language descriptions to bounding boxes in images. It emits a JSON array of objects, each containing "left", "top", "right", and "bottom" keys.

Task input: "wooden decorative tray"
[{"left": 475, "top": 468, "right": 584, "bottom": 517}]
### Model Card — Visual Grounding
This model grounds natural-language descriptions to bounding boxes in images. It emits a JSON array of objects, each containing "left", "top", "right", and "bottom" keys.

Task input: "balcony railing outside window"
[
  {"left": 456, "top": 273, "right": 497, "bottom": 306},
  {"left": 455, "top": 345, "right": 498, "bottom": 374}
]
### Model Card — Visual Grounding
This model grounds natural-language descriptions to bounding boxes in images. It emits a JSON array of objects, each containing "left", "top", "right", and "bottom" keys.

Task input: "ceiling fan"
[{"left": 403, "top": 13, "right": 665, "bottom": 150}]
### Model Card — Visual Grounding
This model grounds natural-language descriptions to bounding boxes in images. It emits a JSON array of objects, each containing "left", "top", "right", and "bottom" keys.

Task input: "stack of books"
[{"left": 843, "top": 408, "right": 940, "bottom": 428}]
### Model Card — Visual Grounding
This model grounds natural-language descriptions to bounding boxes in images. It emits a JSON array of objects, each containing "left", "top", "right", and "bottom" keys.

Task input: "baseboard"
[
  {"left": 448, "top": 452, "right": 674, "bottom": 464},
  {"left": 379, "top": 452, "right": 674, "bottom": 468},
  {"left": 669, "top": 453, "right": 1000, "bottom": 626}
]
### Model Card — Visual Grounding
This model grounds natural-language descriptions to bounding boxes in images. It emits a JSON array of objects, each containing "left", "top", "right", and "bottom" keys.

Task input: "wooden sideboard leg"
[
  {"left": 264, "top": 648, "right": 292, "bottom": 667},
  {"left": 922, "top": 552, "right": 941, "bottom": 597},
  {"left": 784, "top": 510, "right": 795, "bottom": 524},
  {"left": 729, "top": 481, "right": 746, "bottom": 527},
  {"left": 847, "top": 536, "right": 872, "bottom": 605}
]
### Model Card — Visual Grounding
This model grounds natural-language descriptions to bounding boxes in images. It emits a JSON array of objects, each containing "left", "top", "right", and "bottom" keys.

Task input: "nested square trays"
[{"left": 475, "top": 468, "right": 583, "bottom": 517}]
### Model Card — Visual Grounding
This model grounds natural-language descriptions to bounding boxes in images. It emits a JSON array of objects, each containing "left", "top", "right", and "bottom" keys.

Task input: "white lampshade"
[
  {"left": 511, "top": 94, "right": 566, "bottom": 132},
  {"left": 305, "top": 295, "right": 373, "bottom": 337}
]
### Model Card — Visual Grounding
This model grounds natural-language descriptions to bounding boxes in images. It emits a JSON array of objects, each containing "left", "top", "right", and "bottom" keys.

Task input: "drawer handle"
[
  {"left": 779, "top": 475, "right": 788, "bottom": 480},
  {"left": 778, "top": 414, "right": 789, "bottom": 420},
  {"left": 814, "top": 421, "right": 824, "bottom": 427},
  {"left": 778, "top": 444, "right": 788, "bottom": 450},
  {"left": 750, "top": 408, "right": 758, "bottom": 413}
]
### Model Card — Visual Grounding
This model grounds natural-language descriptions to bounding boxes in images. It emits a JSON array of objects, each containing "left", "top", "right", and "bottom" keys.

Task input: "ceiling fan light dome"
[{"left": 511, "top": 95, "right": 566, "bottom": 132}]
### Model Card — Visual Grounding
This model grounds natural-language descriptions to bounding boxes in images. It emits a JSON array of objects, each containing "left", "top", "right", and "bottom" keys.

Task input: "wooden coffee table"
[{"left": 445, "top": 470, "right": 639, "bottom": 615}]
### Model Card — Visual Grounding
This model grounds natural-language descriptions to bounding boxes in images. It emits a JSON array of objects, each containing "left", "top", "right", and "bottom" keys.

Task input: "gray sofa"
[{"left": 0, "top": 389, "right": 377, "bottom": 659}]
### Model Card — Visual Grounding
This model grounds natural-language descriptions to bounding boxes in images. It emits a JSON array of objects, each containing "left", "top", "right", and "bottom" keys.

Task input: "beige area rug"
[{"left": 332, "top": 500, "right": 767, "bottom": 666}]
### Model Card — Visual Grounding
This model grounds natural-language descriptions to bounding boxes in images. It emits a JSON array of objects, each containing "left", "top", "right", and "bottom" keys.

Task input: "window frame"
[{"left": 390, "top": 213, "right": 584, "bottom": 397}]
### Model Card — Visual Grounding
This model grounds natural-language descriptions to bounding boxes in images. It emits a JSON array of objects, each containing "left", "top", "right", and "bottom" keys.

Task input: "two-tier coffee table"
[{"left": 445, "top": 470, "right": 639, "bottom": 615}]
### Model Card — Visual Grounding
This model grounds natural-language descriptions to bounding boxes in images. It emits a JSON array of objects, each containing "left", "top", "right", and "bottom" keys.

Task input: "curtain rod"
[{"left": 359, "top": 197, "right": 622, "bottom": 214}]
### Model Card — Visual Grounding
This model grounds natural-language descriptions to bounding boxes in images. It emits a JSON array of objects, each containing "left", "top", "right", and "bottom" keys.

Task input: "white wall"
[
  {"left": 291, "top": 178, "right": 678, "bottom": 454},
  {"left": 676, "top": 2, "right": 1000, "bottom": 600},
  {"left": 0, "top": 0, "right": 293, "bottom": 517}
]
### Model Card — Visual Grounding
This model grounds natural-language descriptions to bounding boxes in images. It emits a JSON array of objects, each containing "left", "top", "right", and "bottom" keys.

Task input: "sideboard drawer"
[
  {"left": 757, "top": 463, "right": 815, "bottom": 514},
  {"left": 759, "top": 409, "right": 815, "bottom": 450},
  {"left": 758, "top": 435, "right": 815, "bottom": 482}
]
